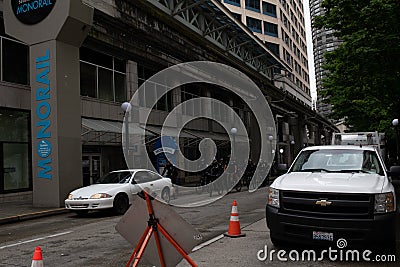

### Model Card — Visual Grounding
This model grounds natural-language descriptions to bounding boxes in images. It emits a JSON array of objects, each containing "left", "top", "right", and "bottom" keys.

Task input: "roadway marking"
[
  {"left": 192, "top": 234, "right": 224, "bottom": 252},
  {"left": 0, "top": 231, "right": 73, "bottom": 250}
]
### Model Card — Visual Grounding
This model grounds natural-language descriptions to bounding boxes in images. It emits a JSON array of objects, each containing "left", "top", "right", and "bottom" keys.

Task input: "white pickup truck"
[{"left": 266, "top": 145, "right": 400, "bottom": 250}]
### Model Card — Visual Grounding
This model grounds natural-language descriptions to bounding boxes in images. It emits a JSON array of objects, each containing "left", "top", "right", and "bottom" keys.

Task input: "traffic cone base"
[
  {"left": 224, "top": 232, "right": 246, "bottom": 238},
  {"left": 225, "top": 200, "right": 246, "bottom": 238}
]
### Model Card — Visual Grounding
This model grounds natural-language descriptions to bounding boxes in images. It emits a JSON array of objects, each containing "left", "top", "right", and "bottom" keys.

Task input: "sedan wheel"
[
  {"left": 161, "top": 187, "right": 170, "bottom": 203},
  {"left": 113, "top": 194, "right": 129, "bottom": 215}
]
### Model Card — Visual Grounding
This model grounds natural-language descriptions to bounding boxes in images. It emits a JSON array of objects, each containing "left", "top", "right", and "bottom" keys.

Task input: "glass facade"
[
  {"left": 0, "top": 109, "right": 31, "bottom": 193},
  {"left": 80, "top": 47, "right": 127, "bottom": 102},
  {"left": 262, "top": 2, "right": 277, "bottom": 17},
  {"left": 246, "top": 17, "right": 262, "bottom": 33},
  {"left": 264, "top": 21, "right": 278, "bottom": 37},
  {"left": 224, "top": 0, "right": 240, "bottom": 7},
  {"left": 1, "top": 36, "right": 29, "bottom": 85},
  {"left": 245, "top": 0, "right": 261, "bottom": 12}
]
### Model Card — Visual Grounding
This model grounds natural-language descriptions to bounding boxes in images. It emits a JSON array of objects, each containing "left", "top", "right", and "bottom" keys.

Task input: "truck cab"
[{"left": 266, "top": 145, "right": 399, "bottom": 250}]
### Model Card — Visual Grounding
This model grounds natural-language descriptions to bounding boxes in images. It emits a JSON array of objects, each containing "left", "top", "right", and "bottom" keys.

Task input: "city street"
[
  {"left": 0, "top": 188, "right": 267, "bottom": 266},
  {"left": 1, "top": 187, "right": 399, "bottom": 266}
]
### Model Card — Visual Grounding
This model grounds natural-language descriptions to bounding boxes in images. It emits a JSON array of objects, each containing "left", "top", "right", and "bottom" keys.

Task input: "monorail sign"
[{"left": 12, "top": 0, "right": 56, "bottom": 25}]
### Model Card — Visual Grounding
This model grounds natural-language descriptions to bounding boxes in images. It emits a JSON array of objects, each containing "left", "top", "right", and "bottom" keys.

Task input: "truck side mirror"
[
  {"left": 389, "top": 166, "right": 400, "bottom": 182},
  {"left": 276, "top": 164, "right": 288, "bottom": 175}
]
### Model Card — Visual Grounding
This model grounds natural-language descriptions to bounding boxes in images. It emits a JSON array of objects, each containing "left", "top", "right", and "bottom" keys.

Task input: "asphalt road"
[
  {"left": 0, "top": 188, "right": 268, "bottom": 266},
  {"left": 2, "top": 187, "right": 399, "bottom": 267}
]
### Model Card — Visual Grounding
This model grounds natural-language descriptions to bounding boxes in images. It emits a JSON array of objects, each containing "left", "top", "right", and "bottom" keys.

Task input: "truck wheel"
[{"left": 271, "top": 236, "right": 285, "bottom": 247}]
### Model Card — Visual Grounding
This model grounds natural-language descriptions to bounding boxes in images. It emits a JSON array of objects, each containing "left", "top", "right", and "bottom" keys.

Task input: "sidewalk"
[
  {"left": 177, "top": 219, "right": 399, "bottom": 267},
  {"left": 0, "top": 200, "right": 68, "bottom": 225}
]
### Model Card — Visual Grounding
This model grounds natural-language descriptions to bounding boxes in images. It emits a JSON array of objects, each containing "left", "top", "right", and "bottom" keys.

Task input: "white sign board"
[{"left": 116, "top": 196, "right": 202, "bottom": 266}]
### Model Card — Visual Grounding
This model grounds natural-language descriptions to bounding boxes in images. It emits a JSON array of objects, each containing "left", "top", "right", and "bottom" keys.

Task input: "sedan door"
[
  {"left": 132, "top": 171, "right": 158, "bottom": 196},
  {"left": 147, "top": 171, "right": 168, "bottom": 196}
]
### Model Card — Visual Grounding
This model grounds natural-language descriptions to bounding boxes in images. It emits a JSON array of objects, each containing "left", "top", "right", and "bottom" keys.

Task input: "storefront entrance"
[{"left": 82, "top": 154, "right": 101, "bottom": 186}]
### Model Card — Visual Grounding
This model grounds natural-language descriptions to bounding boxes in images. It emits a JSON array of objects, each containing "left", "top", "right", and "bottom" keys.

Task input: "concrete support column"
[
  {"left": 30, "top": 41, "right": 83, "bottom": 206},
  {"left": 126, "top": 60, "right": 138, "bottom": 101},
  {"left": 4, "top": 0, "right": 94, "bottom": 207}
]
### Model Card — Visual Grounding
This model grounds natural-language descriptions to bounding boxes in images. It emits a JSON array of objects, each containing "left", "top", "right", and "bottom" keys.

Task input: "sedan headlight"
[
  {"left": 268, "top": 187, "right": 280, "bottom": 208},
  {"left": 90, "top": 193, "right": 112, "bottom": 199},
  {"left": 67, "top": 194, "right": 73, "bottom": 200},
  {"left": 374, "top": 192, "right": 395, "bottom": 214}
]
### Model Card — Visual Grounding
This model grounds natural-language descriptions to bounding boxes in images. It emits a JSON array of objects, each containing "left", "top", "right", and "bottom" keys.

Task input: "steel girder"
[{"left": 146, "top": 0, "right": 290, "bottom": 80}]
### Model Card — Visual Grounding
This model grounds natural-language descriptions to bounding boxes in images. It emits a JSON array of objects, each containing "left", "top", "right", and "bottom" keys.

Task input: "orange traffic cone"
[
  {"left": 31, "top": 246, "right": 44, "bottom": 267},
  {"left": 224, "top": 200, "right": 246, "bottom": 238}
]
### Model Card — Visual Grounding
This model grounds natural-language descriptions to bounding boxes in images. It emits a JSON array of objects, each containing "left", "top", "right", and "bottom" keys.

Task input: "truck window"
[{"left": 290, "top": 149, "right": 384, "bottom": 175}]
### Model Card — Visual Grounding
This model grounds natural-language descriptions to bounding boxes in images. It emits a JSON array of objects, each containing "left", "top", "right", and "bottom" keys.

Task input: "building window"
[
  {"left": 262, "top": 2, "right": 277, "bottom": 17},
  {"left": 266, "top": 42, "right": 280, "bottom": 57},
  {"left": 0, "top": 109, "right": 31, "bottom": 193},
  {"left": 225, "top": 0, "right": 240, "bottom": 7},
  {"left": 1, "top": 36, "right": 29, "bottom": 85},
  {"left": 246, "top": 17, "right": 262, "bottom": 33},
  {"left": 80, "top": 47, "right": 126, "bottom": 102},
  {"left": 138, "top": 65, "right": 174, "bottom": 112},
  {"left": 245, "top": 0, "right": 260, "bottom": 12},
  {"left": 232, "top": 12, "right": 242, "bottom": 22},
  {"left": 264, "top": 22, "right": 278, "bottom": 37}
]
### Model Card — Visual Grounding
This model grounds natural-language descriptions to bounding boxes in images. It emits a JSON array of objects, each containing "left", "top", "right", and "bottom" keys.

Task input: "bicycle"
[
  {"left": 208, "top": 173, "right": 223, "bottom": 197},
  {"left": 227, "top": 172, "right": 242, "bottom": 192},
  {"left": 195, "top": 173, "right": 211, "bottom": 194}
]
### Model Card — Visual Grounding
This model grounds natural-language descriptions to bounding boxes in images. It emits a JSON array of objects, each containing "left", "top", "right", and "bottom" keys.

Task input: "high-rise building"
[
  {"left": 222, "top": 0, "right": 312, "bottom": 107},
  {"left": 309, "top": 0, "right": 341, "bottom": 117}
]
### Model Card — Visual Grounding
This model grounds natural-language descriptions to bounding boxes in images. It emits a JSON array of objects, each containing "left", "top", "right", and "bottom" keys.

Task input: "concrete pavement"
[
  {"left": 0, "top": 200, "right": 68, "bottom": 225},
  {"left": 177, "top": 218, "right": 399, "bottom": 267}
]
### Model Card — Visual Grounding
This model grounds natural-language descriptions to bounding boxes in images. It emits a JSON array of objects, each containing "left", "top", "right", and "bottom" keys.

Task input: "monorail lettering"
[
  {"left": 12, "top": 0, "right": 56, "bottom": 25},
  {"left": 35, "top": 49, "right": 52, "bottom": 180}
]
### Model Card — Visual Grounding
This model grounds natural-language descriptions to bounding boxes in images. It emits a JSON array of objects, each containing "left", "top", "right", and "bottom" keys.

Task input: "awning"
[
  {"left": 81, "top": 118, "right": 151, "bottom": 145},
  {"left": 82, "top": 118, "right": 122, "bottom": 133},
  {"left": 183, "top": 129, "right": 228, "bottom": 141},
  {"left": 141, "top": 125, "right": 195, "bottom": 139},
  {"left": 81, "top": 119, "right": 248, "bottom": 145}
]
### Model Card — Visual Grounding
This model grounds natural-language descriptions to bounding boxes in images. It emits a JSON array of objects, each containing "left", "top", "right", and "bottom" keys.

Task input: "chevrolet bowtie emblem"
[{"left": 315, "top": 199, "right": 332, "bottom": 206}]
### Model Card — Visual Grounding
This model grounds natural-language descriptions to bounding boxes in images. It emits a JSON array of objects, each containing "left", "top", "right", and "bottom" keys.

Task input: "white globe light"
[
  {"left": 121, "top": 102, "right": 132, "bottom": 112},
  {"left": 279, "top": 148, "right": 284, "bottom": 154},
  {"left": 268, "top": 135, "right": 273, "bottom": 141},
  {"left": 393, "top": 119, "right": 399, "bottom": 127},
  {"left": 230, "top": 127, "right": 237, "bottom": 135}
]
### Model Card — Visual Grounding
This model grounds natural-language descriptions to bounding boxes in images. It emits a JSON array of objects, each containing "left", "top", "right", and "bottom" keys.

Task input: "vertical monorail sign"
[{"left": 35, "top": 49, "right": 52, "bottom": 179}]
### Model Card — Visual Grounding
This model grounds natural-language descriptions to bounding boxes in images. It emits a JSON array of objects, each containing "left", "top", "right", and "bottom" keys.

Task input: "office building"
[{"left": 222, "top": 0, "right": 312, "bottom": 107}]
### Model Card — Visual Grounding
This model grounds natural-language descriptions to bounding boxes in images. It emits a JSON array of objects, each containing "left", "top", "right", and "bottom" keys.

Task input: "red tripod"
[{"left": 126, "top": 191, "right": 198, "bottom": 267}]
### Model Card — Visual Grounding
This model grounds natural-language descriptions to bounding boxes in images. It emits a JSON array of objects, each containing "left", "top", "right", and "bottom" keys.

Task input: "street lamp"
[
  {"left": 392, "top": 118, "right": 399, "bottom": 165},
  {"left": 290, "top": 140, "right": 295, "bottom": 164},
  {"left": 231, "top": 127, "right": 237, "bottom": 161},
  {"left": 268, "top": 135, "right": 274, "bottom": 154},
  {"left": 121, "top": 102, "right": 132, "bottom": 158},
  {"left": 279, "top": 148, "right": 284, "bottom": 164}
]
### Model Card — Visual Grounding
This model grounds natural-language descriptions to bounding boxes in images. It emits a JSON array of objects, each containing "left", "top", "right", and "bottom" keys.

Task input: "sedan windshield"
[
  {"left": 95, "top": 172, "right": 132, "bottom": 184},
  {"left": 290, "top": 149, "right": 384, "bottom": 175}
]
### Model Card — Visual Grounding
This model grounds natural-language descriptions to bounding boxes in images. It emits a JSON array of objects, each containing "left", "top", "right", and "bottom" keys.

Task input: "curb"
[{"left": 0, "top": 208, "right": 69, "bottom": 225}]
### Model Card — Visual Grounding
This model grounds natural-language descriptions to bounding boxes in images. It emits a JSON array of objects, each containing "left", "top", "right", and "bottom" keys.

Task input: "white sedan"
[{"left": 65, "top": 169, "right": 172, "bottom": 215}]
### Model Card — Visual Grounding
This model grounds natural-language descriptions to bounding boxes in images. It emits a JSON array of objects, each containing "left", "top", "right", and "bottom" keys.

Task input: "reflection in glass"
[{"left": 3, "top": 143, "right": 29, "bottom": 191}]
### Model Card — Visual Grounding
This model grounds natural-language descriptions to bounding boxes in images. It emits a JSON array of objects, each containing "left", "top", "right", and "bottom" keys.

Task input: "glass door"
[{"left": 82, "top": 154, "right": 101, "bottom": 186}]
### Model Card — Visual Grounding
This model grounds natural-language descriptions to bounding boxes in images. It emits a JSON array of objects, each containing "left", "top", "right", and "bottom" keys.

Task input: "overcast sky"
[{"left": 303, "top": 0, "right": 317, "bottom": 100}]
